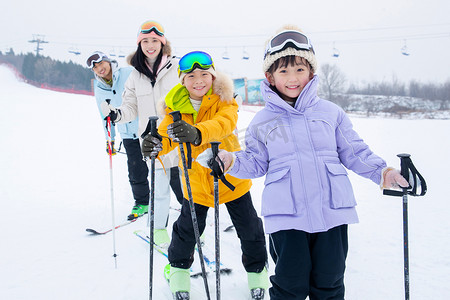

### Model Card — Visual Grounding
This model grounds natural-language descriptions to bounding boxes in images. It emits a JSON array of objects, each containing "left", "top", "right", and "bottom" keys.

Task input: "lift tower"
[{"left": 28, "top": 34, "right": 49, "bottom": 56}]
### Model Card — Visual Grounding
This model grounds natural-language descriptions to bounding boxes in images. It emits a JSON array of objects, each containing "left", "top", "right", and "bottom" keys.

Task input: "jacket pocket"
[
  {"left": 261, "top": 167, "right": 296, "bottom": 216},
  {"left": 325, "top": 163, "right": 357, "bottom": 209}
]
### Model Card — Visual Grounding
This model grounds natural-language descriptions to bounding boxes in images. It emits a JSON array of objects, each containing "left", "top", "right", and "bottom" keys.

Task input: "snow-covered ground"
[{"left": 1, "top": 64, "right": 449, "bottom": 299}]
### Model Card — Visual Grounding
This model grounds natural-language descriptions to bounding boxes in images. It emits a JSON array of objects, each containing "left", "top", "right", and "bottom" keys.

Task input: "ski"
[
  {"left": 86, "top": 218, "right": 138, "bottom": 235},
  {"left": 195, "top": 243, "right": 232, "bottom": 275},
  {"left": 134, "top": 230, "right": 205, "bottom": 278}
]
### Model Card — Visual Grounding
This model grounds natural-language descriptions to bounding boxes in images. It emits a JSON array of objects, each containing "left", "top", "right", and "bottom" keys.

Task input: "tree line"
[
  {"left": 319, "top": 64, "right": 450, "bottom": 102},
  {"left": 0, "top": 49, "right": 92, "bottom": 91}
]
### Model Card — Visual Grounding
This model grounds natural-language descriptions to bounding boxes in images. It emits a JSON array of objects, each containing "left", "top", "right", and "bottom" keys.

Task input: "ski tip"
[
  {"left": 219, "top": 268, "right": 233, "bottom": 275},
  {"left": 224, "top": 225, "right": 235, "bottom": 232},
  {"left": 85, "top": 228, "right": 101, "bottom": 235},
  {"left": 127, "top": 213, "right": 139, "bottom": 221}
]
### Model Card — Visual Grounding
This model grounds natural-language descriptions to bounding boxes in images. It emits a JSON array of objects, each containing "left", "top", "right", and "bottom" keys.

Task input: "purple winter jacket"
[{"left": 228, "top": 75, "right": 386, "bottom": 234}]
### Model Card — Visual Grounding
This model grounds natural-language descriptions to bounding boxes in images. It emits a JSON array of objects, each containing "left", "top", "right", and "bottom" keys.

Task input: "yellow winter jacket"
[{"left": 157, "top": 72, "right": 252, "bottom": 207}]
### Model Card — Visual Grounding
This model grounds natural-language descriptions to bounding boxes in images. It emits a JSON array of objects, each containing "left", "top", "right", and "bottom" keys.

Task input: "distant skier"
[{"left": 210, "top": 25, "right": 409, "bottom": 300}]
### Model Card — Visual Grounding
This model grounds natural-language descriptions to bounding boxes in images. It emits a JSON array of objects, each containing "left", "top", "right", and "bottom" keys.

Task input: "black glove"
[
  {"left": 106, "top": 141, "right": 117, "bottom": 155},
  {"left": 100, "top": 100, "right": 121, "bottom": 123},
  {"left": 141, "top": 134, "right": 163, "bottom": 158},
  {"left": 167, "top": 120, "right": 201, "bottom": 145}
]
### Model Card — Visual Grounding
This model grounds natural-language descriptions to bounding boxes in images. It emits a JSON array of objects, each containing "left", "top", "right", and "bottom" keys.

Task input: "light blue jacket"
[
  {"left": 94, "top": 60, "right": 138, "bottom": 140},
  {"left": 229, "top": 75, "right": 387, "bottom": 234}
]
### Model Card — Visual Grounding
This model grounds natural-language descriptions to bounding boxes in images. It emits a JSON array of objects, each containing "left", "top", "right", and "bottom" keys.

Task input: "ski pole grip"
[
  {"left": 210, "top": 141, "right": 221, "bottom": 158},
  {"left": 383, "top": 153, "right": 412, "bottom": 197},
  {"left": 170, "top": 110, "right": 182, "bottom": 122},
  {"left": 140, "top": 116, "right": 159, "bottom": 139},
  {"left": 397, "top": 153, "right": 411, "bottom": 179}
]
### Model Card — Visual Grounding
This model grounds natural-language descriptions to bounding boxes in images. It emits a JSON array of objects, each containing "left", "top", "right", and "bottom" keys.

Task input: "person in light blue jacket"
[
  {"left": 87, "top": 51, "right": 150, "bottom": 220},
  {"left": 212, "top": 26, "right": 409, "bottom": 300}
]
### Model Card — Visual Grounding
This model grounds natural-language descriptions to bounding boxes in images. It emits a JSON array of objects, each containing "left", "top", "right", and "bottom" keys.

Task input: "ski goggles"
[
  {"left": 178, "top": 51, "right": 214, "bottom": 75},
  {"left": 264, "top": 30, "right": 315, "bottom": 58},
  {"left": 138, "top": 20, "right": 165, "bottom": 37},
  {"left": 86, "top": 52, "right": 108, "bottom": 69}
]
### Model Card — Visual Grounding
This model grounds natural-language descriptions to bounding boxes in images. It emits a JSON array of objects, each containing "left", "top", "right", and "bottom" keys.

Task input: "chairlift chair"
[
  {"left": 401, "top": 40, "right": 410, "bottom": 56},
  {"left": 242, "top": 48, "right": 250, "bottom": 60},
  {"left": 222, "top": 48, "right": 230, "bottom": 60},
  {"left": 332, "top": 42, "right": 340, "bottom": 58},
  {"left": 68, "top": 46, "right": 81, "bottom": 55}
]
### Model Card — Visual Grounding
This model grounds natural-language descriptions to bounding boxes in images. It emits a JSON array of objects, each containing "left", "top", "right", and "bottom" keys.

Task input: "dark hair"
[
  {"left": 130, "top": 43, "right": 164, "bottom": 83},
  {"left": 267, "top": 55, "right": 312, "bottom": 74}
]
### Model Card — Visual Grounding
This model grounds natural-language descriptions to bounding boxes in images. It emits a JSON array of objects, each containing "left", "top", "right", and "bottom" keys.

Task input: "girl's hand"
[
  {"left": 382, "top": 168, "right": 409, "bottom": 189},
  {"left": 216, "top": 150, "right": 234, "bottom": 173}
]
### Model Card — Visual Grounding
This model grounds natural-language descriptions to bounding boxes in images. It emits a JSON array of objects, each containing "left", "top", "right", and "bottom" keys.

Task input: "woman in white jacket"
[{"left": 101, "top": 20, "right": 182, "bottom": 248}]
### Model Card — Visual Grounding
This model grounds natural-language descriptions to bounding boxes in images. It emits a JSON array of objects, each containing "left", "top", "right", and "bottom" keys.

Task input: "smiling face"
[
  {"left": 265, "top": 56, "right": 313, "bottom": 102},
  {"left": 182, "top": 69, "right": 214, "bottom": 101},
  {"left": 140, "top": 37, "right": 162, "bottom": 59},
  {"left": 92, "top": 60, "right": 112, "bottom": 80}
]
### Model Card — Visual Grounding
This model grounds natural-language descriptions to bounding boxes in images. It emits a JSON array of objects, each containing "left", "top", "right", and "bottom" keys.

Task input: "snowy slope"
[{"left": 0, "top": 64, "right": 449, "bottom": 299}]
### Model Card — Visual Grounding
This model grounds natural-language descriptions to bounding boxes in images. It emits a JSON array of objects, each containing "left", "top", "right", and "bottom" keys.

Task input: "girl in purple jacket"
[{"left": 213, "top": 25, "right": 408, "bottom": 300}]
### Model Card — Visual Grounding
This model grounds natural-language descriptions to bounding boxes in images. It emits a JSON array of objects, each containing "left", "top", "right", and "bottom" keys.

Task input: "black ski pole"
[
  {"left": 141, "top": 116, "right": 160, "bottom": 300},
  {"left": 383, "top": 153, "right": 427, "bottom": 300},
  {"left": 210, "top": 141, "right": 221, "bottom": 300},
  {"left": 169, "top": 111, "right": 211, "bottom": 300}
]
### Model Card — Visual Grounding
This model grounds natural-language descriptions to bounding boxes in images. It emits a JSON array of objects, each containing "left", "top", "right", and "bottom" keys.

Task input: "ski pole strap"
[
  {"left": 383, "top": 153, "right": 427, "bottom": 197},
  {"left": 186, "top": 143, "right": 192, "bottom": 169},
  {"left": 169, "top": 110, "right": 194, "bottom": 169},
  {"left": 209, "top": 142, "right": 235, "bottom": 191}
]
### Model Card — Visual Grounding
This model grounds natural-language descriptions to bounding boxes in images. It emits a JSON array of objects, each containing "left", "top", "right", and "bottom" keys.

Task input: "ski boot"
[
  {"left": 127, "top": 204, "right": 148, "bottom": 220},
  {"left": 154, "top": 228, "right": 171, "bottom": 249},
  {"left": 164, "top": 264, "right": 190, "bottom": 300},
  {"left": 248, "top": 267, "right": 269, "bottom": 299}
]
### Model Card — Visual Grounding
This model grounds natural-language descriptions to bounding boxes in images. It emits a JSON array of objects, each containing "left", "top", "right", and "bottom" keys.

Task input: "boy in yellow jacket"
[{"left": 142, "top": 51, "right": 268, "bottom": 299}]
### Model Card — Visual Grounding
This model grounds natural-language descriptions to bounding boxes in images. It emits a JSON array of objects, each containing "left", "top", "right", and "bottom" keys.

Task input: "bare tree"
[{"left": 318, "top": 64, "right": 346, "bottom": 102}]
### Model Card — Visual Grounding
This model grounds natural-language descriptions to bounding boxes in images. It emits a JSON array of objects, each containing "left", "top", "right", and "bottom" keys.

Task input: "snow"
[{"left": 0, "top": 64, "right": 449, "bottom": 299}]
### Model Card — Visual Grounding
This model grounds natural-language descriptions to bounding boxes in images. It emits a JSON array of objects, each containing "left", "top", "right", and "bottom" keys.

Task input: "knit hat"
[
  {"left": 262, "top": 25, "right": 317, "bottom": 74},
  {"left": 136, "top": 20, "right": 166, "bottom": 45},
  {"left": 179, "top": 66, "right": 217, "bottom": 84},
  {"left": 86, "top": 51, "right": 110, "bottom": 69}
]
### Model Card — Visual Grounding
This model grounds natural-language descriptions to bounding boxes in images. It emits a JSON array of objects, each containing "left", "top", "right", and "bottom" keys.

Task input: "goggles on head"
[
  {"left": 139, "top": 21, "right": 165, "bottom": 37},
  {"left": 178, "top": 51, "right": 214, "bottom": 76},
  {"left": 86, "top": 52, "right": 107, "bottom": 69},
  {"left": 264, "top": 30, "right": 315, "bottom": 59}
]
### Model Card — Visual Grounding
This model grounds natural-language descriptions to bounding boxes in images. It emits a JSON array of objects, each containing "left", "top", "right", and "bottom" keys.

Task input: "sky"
[{"left": 1, "top": 0, "right": 450, "bottom": 84}]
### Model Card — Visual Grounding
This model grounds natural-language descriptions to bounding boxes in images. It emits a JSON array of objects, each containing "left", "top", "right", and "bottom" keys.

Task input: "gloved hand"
[
  {"left": 381, "top": 168, "right": 409, "bottom": 189},
  {"left": 100, "top": 100, "right": 121, "bottom": 123},
  {"left": 167, "top": 120, "right": 201, "bottom": 145},
  {"left": 197, "top": 148, "right": 234, "bottom": 173},
  {"left": 142, "top": 134, "right": 163, "bottom": 158},
  {"left": 106, "top": 141, "right": 117, "bottom": 155}
]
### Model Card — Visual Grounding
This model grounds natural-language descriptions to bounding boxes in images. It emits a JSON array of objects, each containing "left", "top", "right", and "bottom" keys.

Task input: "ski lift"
[
  {"left": 401, "top": 40, "right": 410, "bottom": 56},
  {"left": 242, "top": 48, "right": 250, "bottom": 60},
  {"left": 118, "top": 49, "right": 126, "bottom": 58},
  {"left": 222, "top": 48, "right": 230, "bottom": 60},
  {"left": 109, "top": 48, "right": 116, "bottom": 57},
  {"left": 332, "top": 42, "right": 340, "bottom": 58},
  {"left": 68, "top": 46, "right": 81, "bottom": 55}
]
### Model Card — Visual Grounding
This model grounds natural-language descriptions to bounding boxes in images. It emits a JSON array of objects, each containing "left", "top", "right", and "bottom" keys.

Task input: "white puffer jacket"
[{"left": 119, "top": 45, "right": 179, "bottom": 169}]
